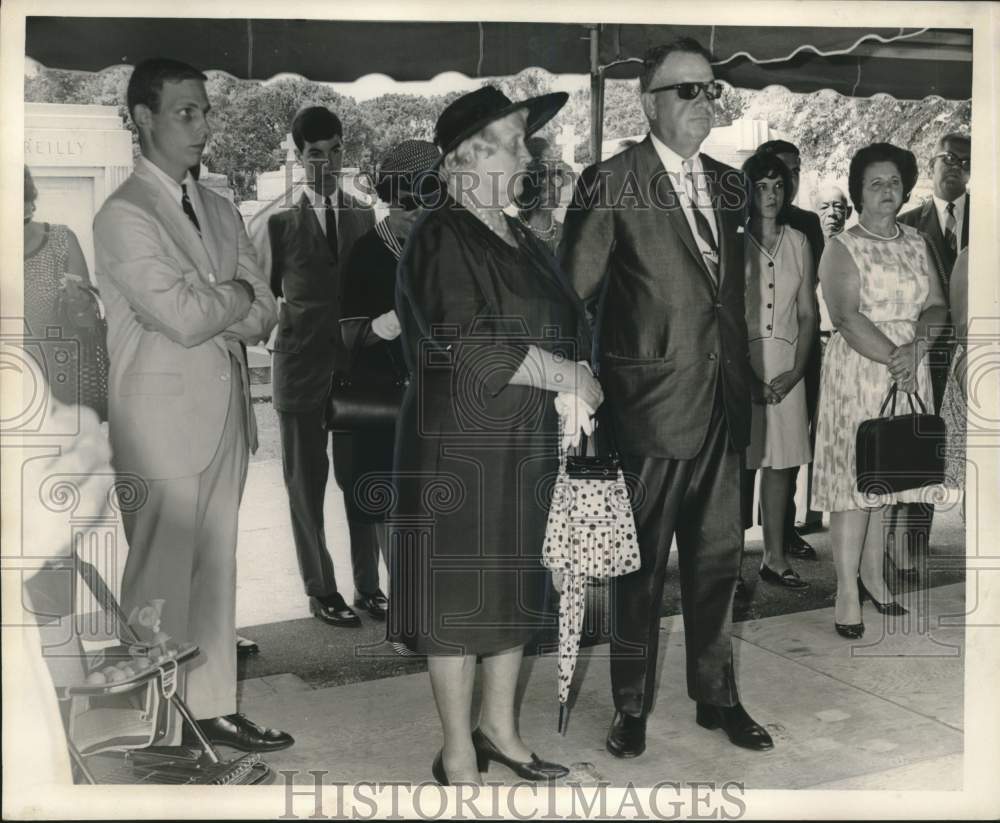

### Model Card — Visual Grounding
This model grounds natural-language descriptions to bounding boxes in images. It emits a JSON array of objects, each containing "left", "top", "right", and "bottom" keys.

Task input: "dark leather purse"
[
  {"left": 324, "top": 317, "right": 407, "bottom": 432},
  {"left": 855, "top": 384, "right": 946, "bottom": 495}
]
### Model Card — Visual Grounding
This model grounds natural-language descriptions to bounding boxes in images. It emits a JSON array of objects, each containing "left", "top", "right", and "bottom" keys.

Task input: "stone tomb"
[{"left": 24, "top": 103, "right": 134, "bottom": 280}]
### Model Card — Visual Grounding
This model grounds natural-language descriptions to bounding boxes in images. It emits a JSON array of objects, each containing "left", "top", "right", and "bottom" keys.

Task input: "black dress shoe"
[
  {"left": 472, "top": 728, "right": 568, "bottom": 779},
  {"left": 354, "top": 589, "right": 389, "bottom": 620},
  {"left": 606, "top": 711, "right": 646, "bottom": 759},
  {"left": 187, "top": 713, "right": 294, "bottom": 753},
  {"left": 759, "top": 564, "right": 809, "bottom": 588},
  {"left": 858, "top": 578, "right": 908, "bottom": 615},
  {"left": 236, "top": 635, "right": 259, "bottom": 658},
  {"left": 786, "top": 530, "right": 817, "bottom": 559},
  {"left": 695, "top": 703, "right": 773, "bottom": 751},
  {"left": 309, "top": 593, "right": 361, "bottom": 627}
]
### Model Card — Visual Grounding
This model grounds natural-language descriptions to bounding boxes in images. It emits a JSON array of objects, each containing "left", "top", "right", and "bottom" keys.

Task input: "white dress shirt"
[
  {"left": 140, "top": 156, "right": 204, "bottom": 229},
  {"left": 932, "top": 193, "right": 965, "bottom": 243},
  {"left": 307, "top": 184, "right": 340, "bottom": 238},
  {"left": 649, "top": 132, "right": 720, "bottom": 256}
]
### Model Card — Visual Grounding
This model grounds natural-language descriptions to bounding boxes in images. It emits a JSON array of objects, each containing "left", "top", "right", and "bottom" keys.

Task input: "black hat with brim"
[{"left": 434, "top": 86, "right": 569, "bottom": 166}]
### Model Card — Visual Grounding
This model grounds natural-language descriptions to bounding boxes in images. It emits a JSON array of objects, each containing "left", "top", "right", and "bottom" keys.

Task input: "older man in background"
[{"left": 814, "top": 182, "right": 852, "bottom": 240}]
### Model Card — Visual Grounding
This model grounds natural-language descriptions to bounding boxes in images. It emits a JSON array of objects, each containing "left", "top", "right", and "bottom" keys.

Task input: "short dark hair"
[
  {"left": 639, "top": 38, "right": 715, "bottom": 92},
  {"left": 936, "top": 131, "right": 970, "bottom": 155},
  {"left": 24, "top": 166, "right": 37, "bottom": 204},
  {"left": 126, "top": 58, "right": 206, "bottom": 120},
  {"left": 742, "top": 151, "right": 793, "bottom": 225},
  {"left": 757, "top": 139, "right": 800, "bottom": 158},
  {"left": 291, "top": 106, "right": 343, "bottom": 151},
  {"left": 847, "top": 142, "right": 918, "bottom": 214}
]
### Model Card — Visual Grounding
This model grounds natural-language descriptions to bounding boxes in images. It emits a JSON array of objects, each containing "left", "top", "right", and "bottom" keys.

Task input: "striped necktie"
[
  {"left": 943, "top": 201, "right": 957, "bottom": 256},
  {"left": 682, "top": 159, "right": 719, "bottom": 283},
  {"left": 181, "top": 183, "right": 201, "bottom": 233}
]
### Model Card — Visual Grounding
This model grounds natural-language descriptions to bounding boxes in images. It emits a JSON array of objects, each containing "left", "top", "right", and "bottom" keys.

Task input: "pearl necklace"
[
  {"left": 858, "top": 221, "right": 901, "bottom": 241},
  {"left": 521, "top": 214, "right": 557, "bottom": 239}
]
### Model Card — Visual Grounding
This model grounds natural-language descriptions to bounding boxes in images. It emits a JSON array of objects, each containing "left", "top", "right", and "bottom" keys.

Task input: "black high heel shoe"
[
  {"left": 431, "top": 750, "right": 449, "bottom": 786},
  {"left": 835, "top": 583, "right": 864, "bottom": 639},
  {"left": 858, "top": 577, "right": 908, "bottom": 615},
  {"left": 885, "top": 551, "right": 920, "bottom": 585},
  {"left": 472, "top": 728, "right": 568, "bottom": 780}
]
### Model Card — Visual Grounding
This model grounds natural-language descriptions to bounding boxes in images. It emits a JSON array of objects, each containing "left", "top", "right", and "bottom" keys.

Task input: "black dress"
[
  {"left": 338, "top": 222, "right": 407, "bottom": 523},
  {"left": 390, "top": 197, "right": 590, "bottom": 656}
]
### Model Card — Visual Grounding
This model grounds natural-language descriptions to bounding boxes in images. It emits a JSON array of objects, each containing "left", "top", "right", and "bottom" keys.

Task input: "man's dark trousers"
[
  {"left": 278, "top": 407, "right": 381, "bottom": 598},
  {"left": 612, "top": 390, "right": 742, "bottom": 716}
]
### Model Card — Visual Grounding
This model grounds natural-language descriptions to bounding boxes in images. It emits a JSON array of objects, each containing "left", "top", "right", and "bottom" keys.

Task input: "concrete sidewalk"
[{"left": 234, "top": 582, "right": 964, "bottom": 790}]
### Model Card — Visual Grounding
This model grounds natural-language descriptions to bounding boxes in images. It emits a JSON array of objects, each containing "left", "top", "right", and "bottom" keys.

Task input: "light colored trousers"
[{"left": 120, "top": 358, "right": 248, "bottom": 721}]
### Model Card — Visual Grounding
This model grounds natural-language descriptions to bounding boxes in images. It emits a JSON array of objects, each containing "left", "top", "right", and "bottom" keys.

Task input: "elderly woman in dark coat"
[{"left": 390, "top": 87, "right": 603, "bottom": 785}]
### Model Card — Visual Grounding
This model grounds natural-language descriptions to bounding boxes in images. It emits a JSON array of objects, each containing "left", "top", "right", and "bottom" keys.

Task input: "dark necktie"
[
  {"left": 682, "top": 159, "right": 719, "bottom": 284},
  {"left": 943, "top": 201, "right": 957, "bottom": 256},
  {"left": 181, "top": 183, "right": 201, "bottom": 233},
  {"left": 324, "top": 195, "right": 339, "bottom": 263}
]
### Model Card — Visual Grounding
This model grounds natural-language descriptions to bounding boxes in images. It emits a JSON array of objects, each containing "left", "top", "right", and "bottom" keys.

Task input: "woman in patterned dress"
[
  {"left": 811, "top": 143, "right": 948, "bottom": 639},
  {"left": 22, "top": 167, "right": 102, "bottom": 413},
  {"left": 741, "top": 151, "right": 817, "bottom": 588}
]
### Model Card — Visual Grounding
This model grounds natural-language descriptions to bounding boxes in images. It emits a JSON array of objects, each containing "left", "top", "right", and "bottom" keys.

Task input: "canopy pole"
[{"left": 587, "top": 24, "right": 605, "bottom": 165}]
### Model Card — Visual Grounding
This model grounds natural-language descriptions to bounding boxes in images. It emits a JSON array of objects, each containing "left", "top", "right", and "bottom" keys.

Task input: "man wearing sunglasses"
[{"left": 561, "top": 38, "right": 772, "bottom": 760}]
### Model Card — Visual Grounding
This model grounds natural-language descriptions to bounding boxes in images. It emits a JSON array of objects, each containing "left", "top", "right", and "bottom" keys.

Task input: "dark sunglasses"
[
  {"left": 647, "top": 80, "right": 724, "bottom": 101},
  {"left": 933, "top": 151, "right": 970, "bottom": 171}
]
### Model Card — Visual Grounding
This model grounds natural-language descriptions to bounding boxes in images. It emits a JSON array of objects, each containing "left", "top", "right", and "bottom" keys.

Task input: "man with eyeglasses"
[
  {"left": 892, "top": 133, "right": 970, "bottom": 572},
  {"left": 561, "top": 38, "right": 773, "bottom": 760},
  {"left": 899, "top": 133, "right": 970, "bottom": 289}
]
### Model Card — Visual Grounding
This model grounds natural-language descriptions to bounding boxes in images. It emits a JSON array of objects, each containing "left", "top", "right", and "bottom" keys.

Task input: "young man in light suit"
[
  {"left": 253, "top": 107, "right": 379, "bottom": 628},
  {"left": 561, "top": 38, "right": 773, "bottom": 758},
  {"left": 94, "top": 58, "right": 290, "bottom": 752}
]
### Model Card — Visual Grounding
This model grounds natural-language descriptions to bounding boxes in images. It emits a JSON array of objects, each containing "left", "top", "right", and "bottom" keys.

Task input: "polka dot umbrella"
[{"left": 542, "top": 418, "right": 641, "bottom": 733}]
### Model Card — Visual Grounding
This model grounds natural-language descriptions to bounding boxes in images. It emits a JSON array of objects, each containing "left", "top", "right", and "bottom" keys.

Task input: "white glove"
[
  {"left": 554, "top": 392, "right": 595, "bottom": 451},
  {"left": 371, "top": 310, "right": 401, "bottom": 341}
]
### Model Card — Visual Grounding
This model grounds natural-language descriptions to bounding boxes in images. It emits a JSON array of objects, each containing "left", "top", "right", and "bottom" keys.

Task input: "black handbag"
[
  {"left": 855, "top": 384, "right": 946, "bottom": 495},
  {"left": 57, "top": 278, "right": 110, "bottom": 422},
  {"left": 324, "top": 317, "right": 407, "bottom": 431}
]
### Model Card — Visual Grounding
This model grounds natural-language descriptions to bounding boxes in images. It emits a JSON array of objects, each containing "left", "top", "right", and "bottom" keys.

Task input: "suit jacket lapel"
[
  {"left": 195, "top": 186, "right": 225, "bottom": 274},
  {"left": 961, "top": 192, "right": 970, "bottom": 250},
  {"left": 638, "top": 138, "right": 717, "bottom": 292},
  {"left": 135, "top": 165, "right": 216, "bottom": 277}
]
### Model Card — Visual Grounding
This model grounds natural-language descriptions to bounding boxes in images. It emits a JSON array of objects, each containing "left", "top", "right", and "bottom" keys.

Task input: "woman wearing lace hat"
[{"left": 390, "top": 86, "right": 603, "bottom": 785}]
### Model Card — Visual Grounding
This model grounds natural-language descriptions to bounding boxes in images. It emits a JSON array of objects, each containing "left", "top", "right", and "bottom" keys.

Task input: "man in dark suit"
[
  {"left": 899, "top": 132, "right": 969, "bottom": 408},
  {"left": 561, "top": 38, "right": 773, "bottom": 758},
  {"left": 254, "top": 106, "right": 379, "bottom": 628},
  {"left": 893, "top": 132, "right": 970, "bottom": 575}
]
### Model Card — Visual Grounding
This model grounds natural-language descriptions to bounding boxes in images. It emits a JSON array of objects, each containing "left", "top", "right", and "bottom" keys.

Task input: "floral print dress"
[{"left": 811, "top": 223, "right": 935, "bottom": 512}]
